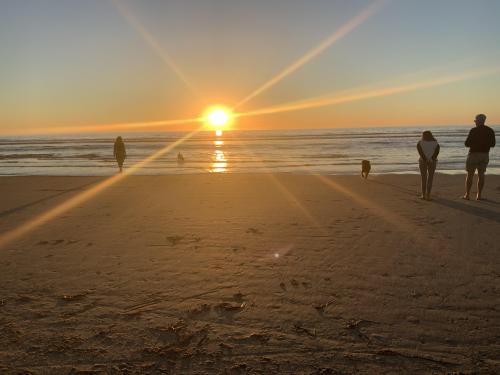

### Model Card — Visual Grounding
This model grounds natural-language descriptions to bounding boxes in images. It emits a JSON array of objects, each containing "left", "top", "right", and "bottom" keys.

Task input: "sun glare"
[{"left": 204, "top": 106, "right": 232, "bottom": 128}]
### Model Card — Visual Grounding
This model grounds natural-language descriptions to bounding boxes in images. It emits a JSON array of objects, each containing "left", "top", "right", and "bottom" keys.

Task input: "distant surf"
[{"left": 0, "top": 126, "right": 498, "bottom": 176}]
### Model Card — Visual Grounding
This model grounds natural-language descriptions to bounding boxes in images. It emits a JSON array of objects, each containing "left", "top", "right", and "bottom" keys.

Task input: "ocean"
[{"left": 0, "top": 126, "right": 498, "bottom": 176}]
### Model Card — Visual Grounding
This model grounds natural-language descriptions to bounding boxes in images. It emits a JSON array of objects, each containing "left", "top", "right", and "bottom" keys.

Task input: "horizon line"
[{"left": 0, "top": 122, "right": 493, "bottom": 137}]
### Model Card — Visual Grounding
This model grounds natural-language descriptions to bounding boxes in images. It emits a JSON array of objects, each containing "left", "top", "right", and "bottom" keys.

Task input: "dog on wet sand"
[{"left": 361, "top": 160, "right": 371, "bottom": 179}]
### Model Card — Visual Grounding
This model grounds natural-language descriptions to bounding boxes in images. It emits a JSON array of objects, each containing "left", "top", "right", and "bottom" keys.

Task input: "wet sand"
[{"left": 0, "top": 174, "right": 499, "bottom": 374}]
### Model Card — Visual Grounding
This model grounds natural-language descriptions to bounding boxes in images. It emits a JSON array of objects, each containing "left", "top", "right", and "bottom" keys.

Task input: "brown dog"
[{"left": 361, "top": 160, "right": 371, "bottom": 179}]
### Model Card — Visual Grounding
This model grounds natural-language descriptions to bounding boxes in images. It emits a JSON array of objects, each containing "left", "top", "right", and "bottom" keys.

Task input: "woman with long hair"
[
  {"left": 113, "top": 136, "right": 126, "bottom": 173},
  {"left": 417, "top": 130, "right": 440, "bottom": 200}
]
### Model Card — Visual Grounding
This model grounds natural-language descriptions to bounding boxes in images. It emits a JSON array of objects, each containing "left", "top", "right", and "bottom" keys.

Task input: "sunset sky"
[{"left": 1, "top": 0, "right": 500, "bottom": 133}]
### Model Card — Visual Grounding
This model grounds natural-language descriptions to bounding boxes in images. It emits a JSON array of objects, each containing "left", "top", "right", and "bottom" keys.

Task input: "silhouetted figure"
[
  {"left": 177, "top": 152, "right": 185, "bottom": 164},
  {"left": 113, "top": 136, "right": 126, "bottom": 173},
  {"left": 463, "top": 114, "right": 496, "bottom": 200},
  {"left": 361, "top": 160, "right": 371, "bottom": 179},
  {"left": 417, "top": 130, "right": 440, "bottom": 201}
]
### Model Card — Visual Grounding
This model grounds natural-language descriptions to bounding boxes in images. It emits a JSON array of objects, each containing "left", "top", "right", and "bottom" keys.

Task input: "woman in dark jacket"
[{"left": 113, "top": 136, "right": 126, "bottom": 173}]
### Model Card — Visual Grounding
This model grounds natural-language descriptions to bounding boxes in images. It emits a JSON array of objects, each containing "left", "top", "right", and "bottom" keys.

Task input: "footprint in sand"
[
  {"left": 233, "top": 332, "right": 270, "bottom": 344},
  {"left": 187, "top": 303, "right": 211, "bottom": 318},
  {"left": 59, "top": 293, "right": 87, "bottom": 303},
  {"left": 231, "top": 245, "right": 246, "bottom": 252},
  {"left": 16, "top": 295, "right": 33, "bottom": 304},
  {"left": 166, "top": 236, "right": 183, "bottom": 246},
  {"left": 246, "top": 227, "right": 262, "bottom": 235},
  {"left": 429, "top": 220, "right": 445, "bottom": 225},
  {"left": 215, "top": 302, "right": 246, "bottom": 319},
  {"left": 233, "top": 292, "right": 244, "bottom": 302}
]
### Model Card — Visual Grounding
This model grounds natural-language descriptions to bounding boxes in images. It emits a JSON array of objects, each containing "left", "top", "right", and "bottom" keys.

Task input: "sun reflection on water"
[{"left": 210, "top": 139, "right": 227, "bottom": 173}]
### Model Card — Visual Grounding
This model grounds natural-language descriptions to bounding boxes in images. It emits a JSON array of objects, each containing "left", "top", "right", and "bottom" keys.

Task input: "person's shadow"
[
  {"left": 0, "top": 181, "right": 97, "bottom": 219},
  {"left": 432, "top": 197, "right": 500, "bottom": 223}
]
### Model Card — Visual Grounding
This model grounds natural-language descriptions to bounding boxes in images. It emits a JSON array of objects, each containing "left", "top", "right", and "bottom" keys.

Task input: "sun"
[
  {"left": 204, "top": 106, "right": 233, "bottom": 128},
  {"left": 208, "top": 109, "right": 229, "bottom": 126}
]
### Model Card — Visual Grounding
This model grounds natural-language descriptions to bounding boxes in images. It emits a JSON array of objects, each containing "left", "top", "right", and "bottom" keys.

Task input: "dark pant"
[
  {"left": 116, "top": 156, "right": 125, "bottom": 168},
  {"left": 419, "top": 159, "right": 436, "bottom": 196}
]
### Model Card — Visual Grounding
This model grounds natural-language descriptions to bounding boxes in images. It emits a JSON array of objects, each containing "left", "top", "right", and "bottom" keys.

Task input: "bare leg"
[
  {"left": 419, "top": 161, "right": 427, "bottom": 199},
  {"left": 476, "top": 171, "right": 485, "bottom": 200},
  {"left": 463, "top": 170, "right": 474, "bottom": 199},
  {"left": 117, "top": 158, "right": 125, "bottom": 173},
  {"left": 426, "top": 162, "right": 436, "bottom": 200}
]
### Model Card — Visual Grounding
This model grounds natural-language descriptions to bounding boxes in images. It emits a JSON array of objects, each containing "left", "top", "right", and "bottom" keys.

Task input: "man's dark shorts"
[{"left": 466, "top": 152, "right": 489, "bottom": 173}]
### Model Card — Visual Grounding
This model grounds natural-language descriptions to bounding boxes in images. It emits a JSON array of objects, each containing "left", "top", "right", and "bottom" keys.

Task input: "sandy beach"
[{"left": 0, "top": 174, "right": 499, "bottom": 374}]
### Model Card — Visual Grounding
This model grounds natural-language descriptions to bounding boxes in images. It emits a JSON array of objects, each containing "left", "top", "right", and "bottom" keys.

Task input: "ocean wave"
[
  {"left": 1, "top": 126, "right": 498, "bottom": 176},
  {"left": 0, "top": 153, "right": 55, "bottom": 159}
]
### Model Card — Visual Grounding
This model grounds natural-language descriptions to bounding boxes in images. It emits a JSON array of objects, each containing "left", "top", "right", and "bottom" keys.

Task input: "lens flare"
[
  {"left": 0, "top": 117, "right": 204, "bottom": 136},
  {"left": 0, "top": 128, "right": 203, "bottom": 249},
  {"left": 110, "top": 0, "right": 200, "bottom": 98},
  {"left": 235, "top": 66, "right": 500, "bottom": 120},
  {"left": 234, "top": 0, "right": 387, "bottom": 109}
]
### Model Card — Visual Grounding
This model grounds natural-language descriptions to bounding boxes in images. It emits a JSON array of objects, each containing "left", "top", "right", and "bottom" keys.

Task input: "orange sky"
[{"left": 1, "top": 0, "right": 500, "bottom": 135}]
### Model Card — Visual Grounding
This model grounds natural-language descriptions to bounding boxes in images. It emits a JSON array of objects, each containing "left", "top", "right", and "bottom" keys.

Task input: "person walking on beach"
[
  {"left": 417, "top": 130, "right": 440, "bottom": 201},
  {"left": 463, "top": 114, "right": 496, "bottom": 200},
  {"left": 113, "top": 136, "right": 127, "bottom": 173}
]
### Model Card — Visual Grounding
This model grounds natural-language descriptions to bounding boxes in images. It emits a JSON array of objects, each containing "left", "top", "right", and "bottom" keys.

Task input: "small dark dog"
[{"left": 361, "top": 160, "right": 371, "bottom": 179}]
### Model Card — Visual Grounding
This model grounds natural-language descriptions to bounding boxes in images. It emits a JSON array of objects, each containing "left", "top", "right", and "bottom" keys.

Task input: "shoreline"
[
  {"left": 2, "top": 126, "right": 499, "bottom": 177},
  {"left": 1, "top": 170, "right": 496, "bottom": 177}
]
